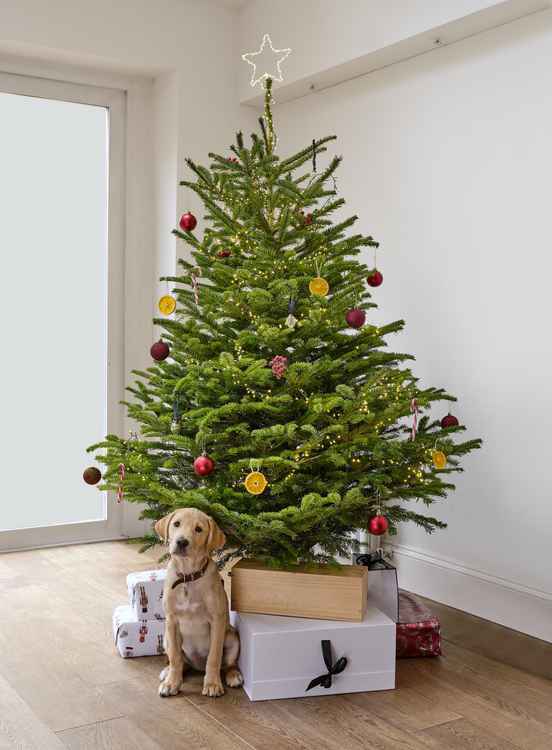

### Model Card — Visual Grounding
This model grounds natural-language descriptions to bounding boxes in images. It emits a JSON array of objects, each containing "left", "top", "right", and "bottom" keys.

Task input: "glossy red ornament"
[
  {"left": 217, "top": 249, "right": 231, "bottom": 258},
  {"left": 179, "top": 212, "right": 197, "bottom": 232},
  {"left": 345, "top": 308, "right": 366, "bottom": 328},
  {"left": 83, "top": 466, "right": 102, "bottom": 485},
  {"left": 193, "top": 455, "right": 215, "bottom": 477},
  {"left": 150, "top": 340, "right": 170, "bottom": 361},
  {"left": 368, "top": 514, "right": 389, "bottom": 536},
  {"left": 367, "top": 270, "right": 383, "bottom": 287},
  {"left": 441, "top": 413, "right": 459, "bottom": 428},
  {"left": 304, "top": 212, "right": 313, "bottom": 226}
]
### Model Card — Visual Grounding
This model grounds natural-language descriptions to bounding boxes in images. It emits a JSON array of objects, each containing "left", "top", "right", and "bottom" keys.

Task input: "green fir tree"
[{"left": 88, "top": 79, "right": 481, "bottom": 567}]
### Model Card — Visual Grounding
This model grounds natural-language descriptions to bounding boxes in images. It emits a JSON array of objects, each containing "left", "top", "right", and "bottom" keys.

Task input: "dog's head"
[{"left": 154, "top": 508, "right": 226, "bottom": 559}]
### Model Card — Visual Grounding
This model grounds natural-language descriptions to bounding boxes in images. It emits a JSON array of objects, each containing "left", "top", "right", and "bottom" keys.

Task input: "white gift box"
[
  {"left": 230, "top": 605, "right": 395, "bottom": 701},
  {"left": 112, "top": 604, "right": 166, "bottom": 658},
  {"left": 126, "top": 568, "right": 166, "bottom": 621}
]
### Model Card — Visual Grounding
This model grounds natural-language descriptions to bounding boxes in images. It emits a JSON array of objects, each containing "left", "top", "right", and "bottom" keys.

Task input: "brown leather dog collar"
[{"left": 171, "top": 559, "right": 209, "bottom": 589}]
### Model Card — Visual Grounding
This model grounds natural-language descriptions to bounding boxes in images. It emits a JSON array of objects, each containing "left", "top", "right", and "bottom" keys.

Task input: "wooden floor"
[{"left": 1, "top": 543, "right": 551, "bottom": 750}]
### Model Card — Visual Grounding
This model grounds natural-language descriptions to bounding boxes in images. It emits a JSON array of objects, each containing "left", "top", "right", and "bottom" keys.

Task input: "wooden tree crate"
[{"left": 228, "top": 559, "right": 368, "bottom": 622}]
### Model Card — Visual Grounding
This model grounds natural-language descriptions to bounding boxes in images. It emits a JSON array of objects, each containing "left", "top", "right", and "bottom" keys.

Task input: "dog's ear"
[
  {"left": 207, "top": 517, "right": 226, "bottom": 552},
  {"left": 154, "top": 512, "right": 176, "bottom": 544}
]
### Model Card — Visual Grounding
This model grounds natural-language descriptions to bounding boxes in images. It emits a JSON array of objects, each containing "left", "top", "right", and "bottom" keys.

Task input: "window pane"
[{"left": 0, "top": 92, "right": 108, "bottom": 530}]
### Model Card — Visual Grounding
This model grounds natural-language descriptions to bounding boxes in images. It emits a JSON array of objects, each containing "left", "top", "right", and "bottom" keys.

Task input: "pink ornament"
[
  {"left": 345, "top": 308, "right": 366, "bottom": 328},
  {"left": 270, "top": 355, "right": 288, "bottom": 379}
]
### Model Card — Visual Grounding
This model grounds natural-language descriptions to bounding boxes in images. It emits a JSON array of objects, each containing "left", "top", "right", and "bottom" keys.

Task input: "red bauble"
[
  {"left": 368, "top": 514, "right": 389, "bottom": 536},
  {"left": 193, "top": 455, "right": 215, "bottom": 477},
  {"left": 345, "top": 308, "right": 366, "bottom": 328},
  {"left": 83, "top": 466, "right": 102, "bottom": 485},
  {"left": 179, "top": 212, "right": 197, "bottom": 232},
  {"left": 367, "top": 270, "right": 383, "bottom": 287},
  {"left": 217, "top": 249, "right": 231, "bottom": 258},
  {"left": 304, "top": 212, "right": 313, "bottom": 226},
  {"left": 150, "top": 340, "right": 170, "bottom": 361},
  {"left": 441, "top": 413, "right": 459, "bottom": 428}
]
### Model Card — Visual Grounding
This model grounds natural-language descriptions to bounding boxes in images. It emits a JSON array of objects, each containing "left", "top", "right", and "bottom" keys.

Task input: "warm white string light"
[{"left": 242, "top": 33, "right": 292, "bottom": 87}]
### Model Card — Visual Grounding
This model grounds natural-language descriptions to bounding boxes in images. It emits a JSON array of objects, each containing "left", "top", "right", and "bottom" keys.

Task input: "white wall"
[
  {"left": 237, "top": 0, "right": 548, "bottom": 103},
  {"left": 267, "top": 10, "right": 552, "bottom": 640},
  {"left": 238, "top": 0, "right": 497, "bottom": 91}
]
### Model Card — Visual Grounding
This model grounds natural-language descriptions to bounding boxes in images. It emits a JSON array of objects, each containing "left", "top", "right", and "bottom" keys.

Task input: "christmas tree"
[{"left": 87, "top": 77, "right": 481, "bottom": 567}]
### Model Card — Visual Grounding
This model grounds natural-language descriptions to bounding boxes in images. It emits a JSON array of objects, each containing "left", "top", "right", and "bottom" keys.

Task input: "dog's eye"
[
  {"left": 173, "top": 520, "right": 181, "bottom": 528},
  {"left": 195, "top": 525, "right": 203, "bottom": 533}
]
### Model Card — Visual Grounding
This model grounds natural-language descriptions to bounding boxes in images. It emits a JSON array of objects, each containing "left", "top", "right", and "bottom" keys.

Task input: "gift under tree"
[{"left": 87, "top": 74, "right": 481, "bottom": 567}]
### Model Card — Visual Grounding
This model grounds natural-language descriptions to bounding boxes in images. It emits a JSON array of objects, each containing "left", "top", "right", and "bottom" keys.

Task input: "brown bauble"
[{"left": 83, "top": 466, "right": 102, "bottom": 485}]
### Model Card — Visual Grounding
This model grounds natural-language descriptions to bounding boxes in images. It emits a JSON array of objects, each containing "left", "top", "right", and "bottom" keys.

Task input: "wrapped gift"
[
  {"left": 112, "top": 604, "right": 166, "bottom": 658},
  {"left": 354, "top": 551, "right": 398, "bottom": 622},
  {"left": 396, "top": 590, "right": 441, "bottom": 658},
  {"left": 230, "top": 605, "right": 395, "bottom": 701},
  {"left": 126, "top": 569, "right": 166, "bottom": 621}
]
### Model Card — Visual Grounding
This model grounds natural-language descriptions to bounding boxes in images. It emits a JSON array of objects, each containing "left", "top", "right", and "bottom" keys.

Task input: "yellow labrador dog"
[{"left": 154, "top": 508, "right": 242, "bottom": 697}]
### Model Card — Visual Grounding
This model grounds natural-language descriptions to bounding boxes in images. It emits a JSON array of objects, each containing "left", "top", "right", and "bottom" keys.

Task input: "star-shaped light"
[{"left": 242, "top": 34, "right": 291, "bottom": 88}]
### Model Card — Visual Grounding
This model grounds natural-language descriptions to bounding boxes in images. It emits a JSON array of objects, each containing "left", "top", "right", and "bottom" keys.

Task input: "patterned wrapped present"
[
  {"left": 112, "top": 604, "right": 166, "bottom": 658},
  {"left": 126, "top": 569, "right": 166, "bottom": 621},
  {"left": 396, "top": 590, "right": 442, "bottom": 658}
]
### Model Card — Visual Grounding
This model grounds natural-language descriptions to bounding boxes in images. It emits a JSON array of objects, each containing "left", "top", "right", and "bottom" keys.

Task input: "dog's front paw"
[
  {"left": 225, "top": 667, "right": 243, "bottom": 688},
  {"left": 159, "top": 672, "right": 183, "bottom": 698},
  {"left": 202, "top": 675, "right": 225, "bottom": 697}
]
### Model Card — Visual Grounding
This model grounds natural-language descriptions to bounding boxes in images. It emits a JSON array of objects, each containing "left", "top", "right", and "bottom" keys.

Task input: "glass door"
[{"left": 0, "top": 73, "right": 125, "bottom": 551}]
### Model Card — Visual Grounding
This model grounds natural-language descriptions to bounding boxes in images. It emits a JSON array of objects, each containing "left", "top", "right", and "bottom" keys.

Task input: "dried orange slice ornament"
[
  {"left": 158, "top": 295, "right": 176, "bottom": 315},
  {"left": 244, "top": 463, "right": 268, "bottom": 495},
  {"left": 432, "top": 450, "right": 447, "bottom": 470},
  {"left": 309, "top": 276, "right": 329, "bottom": 296}
]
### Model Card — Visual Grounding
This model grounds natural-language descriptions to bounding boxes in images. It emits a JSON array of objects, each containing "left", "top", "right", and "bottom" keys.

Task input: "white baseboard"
[{"left": 390, "top": 543, "right": 552, "bottom": 643}]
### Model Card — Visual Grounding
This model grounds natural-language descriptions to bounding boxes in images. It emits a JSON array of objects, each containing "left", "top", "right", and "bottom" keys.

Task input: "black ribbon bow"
[{"left": 306, "top": 640, "right": 348, "bottom": 691}]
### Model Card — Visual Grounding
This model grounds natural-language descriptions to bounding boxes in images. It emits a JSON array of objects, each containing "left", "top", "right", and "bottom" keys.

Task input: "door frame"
[{"left": 0, "top": 71, "right": 126, "bottom": 552}]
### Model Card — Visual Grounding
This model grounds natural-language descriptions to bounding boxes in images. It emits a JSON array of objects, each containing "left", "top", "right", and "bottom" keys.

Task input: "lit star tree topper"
[{"left": 242, "top": 33, "right": 292, "bottom": 88}]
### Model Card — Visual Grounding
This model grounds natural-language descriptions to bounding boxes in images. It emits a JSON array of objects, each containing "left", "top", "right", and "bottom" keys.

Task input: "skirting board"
[{"left": 391, "top": 543, "right": 552, "bottom": 644}]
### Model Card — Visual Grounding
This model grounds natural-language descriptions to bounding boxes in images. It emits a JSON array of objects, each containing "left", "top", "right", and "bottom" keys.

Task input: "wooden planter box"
[{"left": 228, "top": 559, "right": 368, "bottom": 622}]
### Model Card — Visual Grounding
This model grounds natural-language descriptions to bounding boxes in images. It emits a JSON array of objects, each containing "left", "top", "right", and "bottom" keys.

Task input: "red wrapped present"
[{"left": 396, "top": 590, "right": 441, "bottom": 658}]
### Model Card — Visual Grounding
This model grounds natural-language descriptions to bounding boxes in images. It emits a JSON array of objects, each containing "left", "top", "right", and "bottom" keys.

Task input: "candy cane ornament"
[
  {"left": 410, "top": 399, "right": 419, "bottom": 441},
  {"left": 117, "top": 463, "right": 125, "bottom": 503}
]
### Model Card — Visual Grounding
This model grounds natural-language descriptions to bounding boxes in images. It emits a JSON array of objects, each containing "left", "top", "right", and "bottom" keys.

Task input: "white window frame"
[{"left": 0, "top": 72, "right": 126, "bottom": 552}]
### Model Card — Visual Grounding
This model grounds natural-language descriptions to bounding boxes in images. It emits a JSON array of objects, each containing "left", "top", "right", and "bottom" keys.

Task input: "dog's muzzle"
[{"left": 173, "top": 537, "right": 189, "bottom": 555}]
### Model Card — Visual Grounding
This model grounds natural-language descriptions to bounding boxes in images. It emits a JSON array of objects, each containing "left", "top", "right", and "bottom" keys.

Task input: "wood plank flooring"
[{"left": 0, "top": 541, "right": 551, "bottom": 749}]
